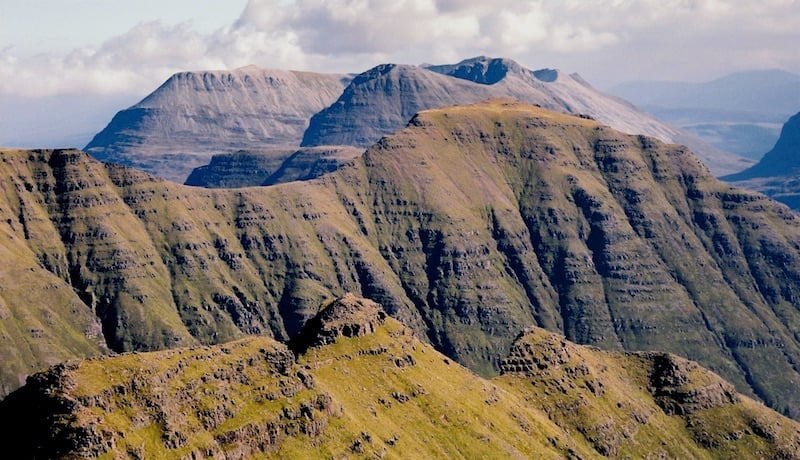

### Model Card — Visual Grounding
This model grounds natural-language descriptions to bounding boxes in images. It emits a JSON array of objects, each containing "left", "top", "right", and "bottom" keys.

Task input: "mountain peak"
[{"left": 425, "top": 55, "right": 525, "bottom": 84}]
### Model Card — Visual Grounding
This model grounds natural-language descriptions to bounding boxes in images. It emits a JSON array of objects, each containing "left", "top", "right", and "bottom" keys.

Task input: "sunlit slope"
[
  {"left": 2, "top": 100, "right": 800, "bottom": 418},
  {"left": 1, "top": 295, "right": 797, "bottom": 459}
]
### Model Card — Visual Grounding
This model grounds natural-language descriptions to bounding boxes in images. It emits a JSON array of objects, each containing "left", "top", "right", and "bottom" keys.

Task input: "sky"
[{"left": 2, "top": 0, "right": 800, "bottom": 146}]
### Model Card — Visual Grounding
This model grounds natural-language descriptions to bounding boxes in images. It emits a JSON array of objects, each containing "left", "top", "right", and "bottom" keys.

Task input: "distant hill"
[
  {"left": 722, "top": 111, "right": 800, "bottom": 208},
  {"left": 84, "top": 66, "right": 352, "bottom": 182},
  {"left": 3, "top": 101, "right": 800, "bottom": 419},
  {"left": 2, "top": 294, "right": 798, "bottom": 459},
  {"left": 302, "top": 56, "right": 747, "bottom": 175},
  {"left": 611, "top": 69, "right": 800, "bottom": 160}
]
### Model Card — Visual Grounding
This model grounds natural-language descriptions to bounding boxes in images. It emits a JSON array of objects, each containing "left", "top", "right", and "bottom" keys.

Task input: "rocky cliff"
[
  {"left": 84, "top": 66, "right": 352, "bottom": 182},
  {"left": 302, "top": 56, "right": 747, "bottom": 175},
  {"left": 1, "top": 295, "right": 798, "bottom": 459},
  {"left": 3, "top": 101, "right": 800, "bottom": 419},
  {"left": 184, "top": 146, "right": 364, "bottom": 188}
]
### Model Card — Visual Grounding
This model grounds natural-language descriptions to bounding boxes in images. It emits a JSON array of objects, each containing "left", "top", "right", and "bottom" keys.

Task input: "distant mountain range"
[
  {"left": 85, "top": 57, "right": 750, "bottom": 184},
  {"left": 4, "top": 101, "right": 800, "bottom": 421},
  {"left": 611, "top": 69, "right": 800, "bottom": 160},
  {"left": 83, "top": 67, "right": 352, "bottom": 182}
]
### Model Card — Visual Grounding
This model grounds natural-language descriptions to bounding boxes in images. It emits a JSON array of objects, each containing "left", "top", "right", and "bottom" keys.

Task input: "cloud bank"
[{"left": 2, "top": 0, "right": 800, "bottom": 98}]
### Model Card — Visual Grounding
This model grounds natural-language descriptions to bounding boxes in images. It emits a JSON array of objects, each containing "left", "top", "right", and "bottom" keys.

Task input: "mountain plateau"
[{"left": 83, "top": 66, "right": 352, "bottom": 182}]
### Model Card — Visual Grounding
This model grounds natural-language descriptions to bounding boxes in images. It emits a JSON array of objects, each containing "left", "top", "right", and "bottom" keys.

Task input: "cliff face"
[
  {"left": 183, "top": 146, "right": 364, "bottom": 188},
  {"left": 2, "top": 295, "right": 798, "bottom": 459},
  {"left": 3, "top": 101, "right": 800, "bottom": 419},
  {"left": 302, "top": 57, "right": 747, "bottom": 175},
  {"left": 84, "top": 66, "right": 352, "bottom": 182}
]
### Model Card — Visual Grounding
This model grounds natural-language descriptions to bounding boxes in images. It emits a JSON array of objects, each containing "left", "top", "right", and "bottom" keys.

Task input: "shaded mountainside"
[
  {"left": 723, "top": 112, "right": 800, "bottom": 210},
  {"left": 184, "top": 146, "right": 364, "bottom": 188},
  {"left": 84, "top": 66, "right": 352, "bottom": 182},
  {"left": 3, "top": 101, "right": 800, "bottom": 420},
  {"left": 2, "top": 294, "right": 798, "bottom": 459},
  {"left": 302, "top": 56, "right": 748, "bottom": 175},
  {"left": 183, "top": 148, "right": 297, "bottom": 188}
]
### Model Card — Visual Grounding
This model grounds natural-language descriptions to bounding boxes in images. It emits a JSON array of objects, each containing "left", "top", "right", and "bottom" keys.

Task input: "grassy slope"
[
  {"left": 2, "top": 101, "right": 800, "bottom": 419},
  {"left": 1, "top": 296, "right": 798, "bottom": 459},
  {"left": 0, "top": 150, "right": 108, "bottom": 396}
]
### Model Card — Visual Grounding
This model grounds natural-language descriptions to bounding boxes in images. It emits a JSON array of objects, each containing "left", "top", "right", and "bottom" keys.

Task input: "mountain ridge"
[
  {"left": 301, "top": 56, "right": 748, "bottom": 175},
  {"left": 87, "top": 57, "right": 749, "bottom": 185},
  {"left": 3, "top": 101, "right": 800, "bottom": 419},
  {"left": 2, "top": 294, "right": 798, "bottom": 459}
]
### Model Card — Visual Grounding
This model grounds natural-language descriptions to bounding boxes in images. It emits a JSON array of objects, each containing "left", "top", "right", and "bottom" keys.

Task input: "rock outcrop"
[
  {"left": 84, "top": 66, "right": 352, "bottom": 182},
  {"left": 290, "top": 293, "right": 388, "bottom": 353},
  {"left": 498, "top": 327, "right": 800, "bottom": 457},
  {"left": 3, "top": 101, "right": 800, "bottom": 419}
]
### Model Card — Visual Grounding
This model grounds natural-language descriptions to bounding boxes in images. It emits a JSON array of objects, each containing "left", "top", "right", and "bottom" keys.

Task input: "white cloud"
[{"left": 2, "top": 0, "right": 800, "bottom": 99}]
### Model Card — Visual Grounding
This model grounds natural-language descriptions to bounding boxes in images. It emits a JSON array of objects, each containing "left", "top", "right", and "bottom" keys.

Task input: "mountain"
[
  {"left": 184, "top": 146, "right": 364, "bottom": 188},
  {"left": 611, "top": 69, "right": 800, "bottom": 160},
  {"left": 83, "top": 66, "right": 352, "bottom": 182},
  {"left": 4, "top": 101, "right": 800, "bottom": 419},
  {"left": 721, "top": 112, "right": 800, "bottom": 209},
  {"left": 725, "top": 112, "right": 800, "bottom": 180},
  {"left": 2, "top": 294, "right": 798, "bottom": 459},
  {"left": 302, "top": 56, "right": 749, "bottom": 175}
]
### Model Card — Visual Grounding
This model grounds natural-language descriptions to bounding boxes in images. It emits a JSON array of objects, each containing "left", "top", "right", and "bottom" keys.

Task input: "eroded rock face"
[
  {"left": 291, "top": 293, "right": 388, "bottom": 353},
  {"left": 0, "top": 338, "right": 346, "bottom": 459},
  {"left": 647, "top": 353, "right": 739, "bottom": 415},
  {"left": 3, "top": 296, "right": 800, "bottom": 459}
]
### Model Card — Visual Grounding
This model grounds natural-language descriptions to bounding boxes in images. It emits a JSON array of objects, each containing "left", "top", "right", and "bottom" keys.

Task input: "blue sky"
[{"left": 2, "top": 0, "right": 800, "bottom": 147}]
